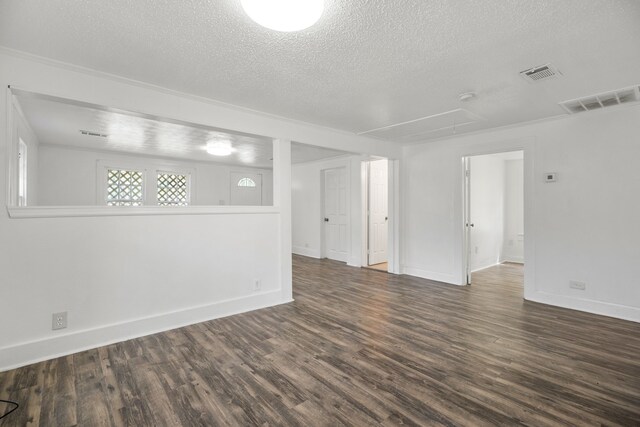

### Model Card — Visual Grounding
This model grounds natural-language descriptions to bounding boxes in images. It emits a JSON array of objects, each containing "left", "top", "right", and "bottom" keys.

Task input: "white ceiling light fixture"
[
  {"left": 240, "top": 0, "right": 324, "bottom": 32},
  {"left": 206, "top": 140, "right": 235, "bottom": 156}
]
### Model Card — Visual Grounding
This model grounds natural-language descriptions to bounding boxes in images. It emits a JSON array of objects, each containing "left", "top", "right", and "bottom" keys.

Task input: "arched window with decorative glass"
[{"left": 237, "top": 177, "right": 256, "bottom": 187}]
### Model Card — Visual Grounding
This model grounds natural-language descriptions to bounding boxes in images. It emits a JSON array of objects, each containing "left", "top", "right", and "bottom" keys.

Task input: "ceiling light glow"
[
  {"left": 241, "top": 0, "right": 324, "bottom": 32},
  {"left": 206, "top": 140, "right": 235, "bottom": 156}
]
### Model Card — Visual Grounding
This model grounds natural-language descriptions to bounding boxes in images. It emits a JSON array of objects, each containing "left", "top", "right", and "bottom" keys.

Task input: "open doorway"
[
  {"left": 463, "top": 150, "right": 524, "bottom": 285},
  {"left": 291, "top": 142, "right": 399, "bottom": 272},
  {"left": 364, "top": 159, "right": 389, "bottom": 271}
]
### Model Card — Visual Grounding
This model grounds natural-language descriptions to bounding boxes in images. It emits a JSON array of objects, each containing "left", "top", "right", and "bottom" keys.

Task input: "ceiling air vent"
[
  {"left": 520, "top": 64, "right": 560, "bottom": 82},
  {"left": 79, "top": 129, "right": 108, "bottom": 138},
  {"left": 559, "top": 86, "right": 640, "bottom": 114}
]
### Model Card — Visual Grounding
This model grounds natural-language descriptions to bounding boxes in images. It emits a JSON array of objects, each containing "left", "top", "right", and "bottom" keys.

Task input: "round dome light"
[
  {"left": 206, "top": 140, "right": 235, "bottom": 156},
  {"left": 241, "top": 0, "right": 324, "bottom": 32}
]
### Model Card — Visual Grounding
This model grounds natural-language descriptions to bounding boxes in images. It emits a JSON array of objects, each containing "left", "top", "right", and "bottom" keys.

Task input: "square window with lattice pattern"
[
  {"left": 106, "top": 169, "right": 144, "bottom": 206},
  {"left": 157, "top": 172, "right": 189, "bottom": 206}
]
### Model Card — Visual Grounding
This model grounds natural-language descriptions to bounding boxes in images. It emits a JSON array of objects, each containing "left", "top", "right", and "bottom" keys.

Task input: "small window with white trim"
[
  {"left": 106, "top": 168, "right": 144, "bottom": 206},
  {"left": 157, "top": 171, "right": 190, "bottom": 206}
]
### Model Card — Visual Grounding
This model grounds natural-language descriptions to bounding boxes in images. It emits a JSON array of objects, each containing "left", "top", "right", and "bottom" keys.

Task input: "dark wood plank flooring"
[{"left": 1, "top": 256, "right": 639, "bottom": 426}]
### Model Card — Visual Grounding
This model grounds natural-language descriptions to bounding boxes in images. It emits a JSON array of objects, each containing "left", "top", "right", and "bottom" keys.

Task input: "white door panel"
[
  {"left": 324, "top": 167, "right": 348, "bottom": 262},
  {"left": 368, "top": 159, "right": 388, "bottom": 265}
]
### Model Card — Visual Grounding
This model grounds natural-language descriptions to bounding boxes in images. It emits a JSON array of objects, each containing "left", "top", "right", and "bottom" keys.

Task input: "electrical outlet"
[
  {"left": 52, "top": 312, "right": 67, "bottom": 330},
  {"left": 569, "top": 281, "right": 586, "bottom": 290},
  {"left": 474, "top": 246, "right": 479, "bottom": 254},
  {"left": 254, "top": 279, "right": 261, "bottom": 291}
]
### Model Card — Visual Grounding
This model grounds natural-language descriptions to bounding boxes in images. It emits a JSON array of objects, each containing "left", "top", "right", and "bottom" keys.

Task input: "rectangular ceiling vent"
[
  {"left": 559, "top": 86, "right": 640, "bottom": 114},
  {"left": 79, "top": 129, "right": 108, "bottom": 138},
  {"left": 520, "top": 64, "right": 560, "bottom": 82}
]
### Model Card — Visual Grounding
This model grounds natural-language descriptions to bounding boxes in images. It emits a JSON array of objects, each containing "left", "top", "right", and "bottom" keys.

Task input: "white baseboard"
[
  {"left": 470, "top": 262, "right": 500, "bottom": 273},
  {"left": 526, "top": 291, "right": 640, "bottom": 323},
  {"left": 347, "top": 259, "right": 362, "bottom": 268},
  {"left": 292, "top": 246, "right": 321, "bottom": 258},
  {"left": 401, "top": 265, "right": 460, "bottom": 285},
  {"left": 0, "top": 290, "right": 292, "bottom": 372},
  {"left": 501, "top": 256, "right": 524, "bottom": 263}
]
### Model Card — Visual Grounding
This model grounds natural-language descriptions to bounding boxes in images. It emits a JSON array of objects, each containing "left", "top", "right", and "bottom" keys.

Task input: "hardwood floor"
[{"left": 1, "top": 256, "right": 639, "bottom": 426}]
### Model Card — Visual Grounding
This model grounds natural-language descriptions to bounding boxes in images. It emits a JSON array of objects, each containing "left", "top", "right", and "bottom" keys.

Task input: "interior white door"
[
  {"left": 368, "top": 159, "right": 388, "bottom": 265},
  {"left": 229, "top": 172, "right": 262, "bottom": 206},
  {"left": 323, "top": 167, "right": 348, "bottom": 262}
]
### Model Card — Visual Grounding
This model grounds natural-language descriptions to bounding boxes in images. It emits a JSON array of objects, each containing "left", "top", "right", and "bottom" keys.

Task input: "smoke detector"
[
  {"left": 520, "top": 64, "right": 561, "bottom": 83},
  {"left": 559, "top": 85, "right": 640, "bottom": 114},
  {"left": 459, "top": 92, "right": 476, "bottom": 102}
]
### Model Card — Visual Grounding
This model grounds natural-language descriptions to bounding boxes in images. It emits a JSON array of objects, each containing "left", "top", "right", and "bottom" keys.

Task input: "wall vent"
[
  {"left": 520, "top": 64, "right": 560, "bottom": 82},
  {"left": 559, "top": 86, "right": 640, "bottom": 114},
  {"left": 79, "top": 129, "right": 108, "bottom": 138}
]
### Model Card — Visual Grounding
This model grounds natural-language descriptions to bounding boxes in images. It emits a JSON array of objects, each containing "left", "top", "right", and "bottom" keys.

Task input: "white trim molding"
[
  {"left": 401, "top": 265, "right": 461, "bottom": 285},
  {"left": 526, "top": 291, "right": 640, "bottom": 324},
  {"left": 7, "top": 205, "right": 279, "bottom": 219},
  {"left": 292, "top": 246, "right": 321, "bottom": 259}
]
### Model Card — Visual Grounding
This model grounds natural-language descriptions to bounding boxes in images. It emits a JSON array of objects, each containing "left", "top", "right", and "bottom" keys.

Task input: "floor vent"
[
  {"left": 559, "top": 86, "right": 640, "bottom": 114},
  {"left": 520, "top": 64, "right": 560, "bottom": 82},
  {"left": 79, "top": 129, "right": 108, "bottom": 138}
]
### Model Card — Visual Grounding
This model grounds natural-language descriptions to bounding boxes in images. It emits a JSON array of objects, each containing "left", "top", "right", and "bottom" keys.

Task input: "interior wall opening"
[
  {"left": 463, "top": 150, "right": 524, "bottom": 287},
  {"left": 8, "top": 88, "right": 277, "bottom": 210},
  {"left": 363, "top": 158, "right": 389, "bottom": 272},
  {"left": 291, "top": 143, "right": 398, "bottom": 273}
]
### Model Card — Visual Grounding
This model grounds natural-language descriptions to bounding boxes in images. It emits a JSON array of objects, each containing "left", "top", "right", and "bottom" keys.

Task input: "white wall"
[
  {"left": 402, "top": 104, "right": 640, "bottom": 322},
  {"left": 37, "top": 144, "right": 273, "bottom": 206},
  {"left": 468, "top": 154, "right": 505, "bottom": 272},
  {"left": 502, "top": 159, "right": 524, "bottom": 263},
  {"left": 292, "top": 155, "right": 364, "bottom": 267},
  {"left": 0, "top": 50, "right": 397, "bottom": 371}
]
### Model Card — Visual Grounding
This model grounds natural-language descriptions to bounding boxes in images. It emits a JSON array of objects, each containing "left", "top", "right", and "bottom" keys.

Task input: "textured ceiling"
[
  {"left": 15, "top": 93, "right": 350, "bottom": 167},
  {"left": 2, "top": 0, "right": 640, "bottom": 142}
]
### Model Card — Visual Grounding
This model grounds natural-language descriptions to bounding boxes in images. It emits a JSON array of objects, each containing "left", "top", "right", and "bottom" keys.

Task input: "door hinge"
[{"left": 465, "top": 170, "right": 470, "bottom": 177}]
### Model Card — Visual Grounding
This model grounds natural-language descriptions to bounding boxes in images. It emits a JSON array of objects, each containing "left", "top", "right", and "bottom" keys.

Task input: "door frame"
[
  {"left": 458, "top": 139, "right": 534, "bottom": 298},
  {"left": 363, "top": 159, "right": 390, "bottom": 267},
  {"left": 360, "top": 158, "right": 400, "bottom": 273},
  {"left": 463, "top": 156, "right": 471, "bottom": 284}
]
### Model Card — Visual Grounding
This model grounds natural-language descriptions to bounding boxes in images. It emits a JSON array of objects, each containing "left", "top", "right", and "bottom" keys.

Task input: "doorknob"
[
  {"left": 385, "top": 216, "right": 388, "bottom": 221},
  {"left": 324, "top": 218, "right": 329, "bottom": 222},
  {"left": 466, "top": 223, "right": 475, "bottom": 227}
]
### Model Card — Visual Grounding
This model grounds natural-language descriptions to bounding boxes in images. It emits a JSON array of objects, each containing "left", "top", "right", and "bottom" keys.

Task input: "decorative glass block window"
[
  {"left": 106, "top": 169, "right": 144, "bottom": 206},
  {"left": 157, "top": 172, "right": 189, "bottom": 206},
  {"left": 237, "top": 177, "right": 256, "bottom": 187}
]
